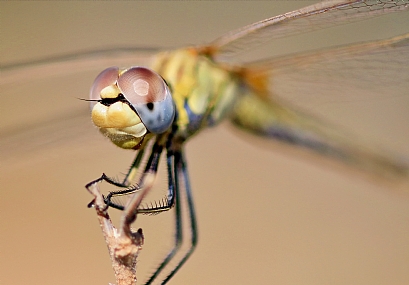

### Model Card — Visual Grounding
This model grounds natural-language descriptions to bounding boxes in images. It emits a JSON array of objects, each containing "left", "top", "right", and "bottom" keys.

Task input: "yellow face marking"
[
  {"left": 91, "top": 102, "right": 143, "bottom": 129},
  {"left": 90, "top": 71, "right": 151, "bottom": 149},
  {"left": 91, "top": 99, "right": 147, "bottom": 150},
  {"left": 100, "top": 84, "right": 121, "bottom": 99}
]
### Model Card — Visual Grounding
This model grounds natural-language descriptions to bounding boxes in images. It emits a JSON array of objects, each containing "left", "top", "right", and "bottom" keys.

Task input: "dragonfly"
[{"left": 1, "top": 1, "right": 409, "bottom": 284}]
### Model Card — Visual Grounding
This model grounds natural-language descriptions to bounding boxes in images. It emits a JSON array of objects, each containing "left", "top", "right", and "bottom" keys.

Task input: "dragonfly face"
[
  {"left": 90, "top": 66, "right": 175, "bottom": 149},
  {"left": 1, "top": 1, "right": 409, "bottom": 285}
]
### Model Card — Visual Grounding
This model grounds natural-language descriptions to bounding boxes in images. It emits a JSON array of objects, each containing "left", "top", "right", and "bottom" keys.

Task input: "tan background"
[{"left": 1, "top": 1, "right": 409, "bottom": 285}]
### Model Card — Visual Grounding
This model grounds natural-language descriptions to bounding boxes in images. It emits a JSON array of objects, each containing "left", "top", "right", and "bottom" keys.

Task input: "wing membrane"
[
  {"left": 247, "top": 33, "right": 409, "bottom": 118},
  {"left": 1, "top": 47, "right": 159, "bottom": 85},
  {"left": 232, "top": 33, "right": 409, "bottom": 181},
  {"left": 209, "top": 0, "right": 408, "bottom": 56}
]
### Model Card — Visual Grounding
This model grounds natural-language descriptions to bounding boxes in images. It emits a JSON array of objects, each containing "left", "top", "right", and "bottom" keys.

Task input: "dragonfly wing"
[
  {"left": 231, "top": 34, "right": 409, "bottom": 181},
  {"left": 1, "top": 47, "right": 159, "bottom": 85},
  {"left": 209, "top": 0, "right": 408, "bottom": 57}
]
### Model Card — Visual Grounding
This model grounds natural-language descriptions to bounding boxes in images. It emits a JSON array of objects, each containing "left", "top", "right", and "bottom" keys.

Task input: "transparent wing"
[
  {"left": 1, "top": 47, "right": 161, "bottom": 85},
  {"left": 232, "top": 33, "right": 409, "bottom": 182},
  {"left": 209, "top": 0, "right": 408, "bottom": 57}
]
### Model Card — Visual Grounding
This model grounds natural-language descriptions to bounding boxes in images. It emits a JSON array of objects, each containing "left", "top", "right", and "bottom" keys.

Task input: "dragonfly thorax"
[{"left": 151, "top": 49, "right": 243, "bottom": 140}]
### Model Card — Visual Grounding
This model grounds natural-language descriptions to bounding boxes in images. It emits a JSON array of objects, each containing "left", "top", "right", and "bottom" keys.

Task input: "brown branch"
[
  {"left": 86, "top": 171, "right": 157, "bottom": 284},
  {"left": 86, "top": 182, "right": 145, "bottom": 285}
]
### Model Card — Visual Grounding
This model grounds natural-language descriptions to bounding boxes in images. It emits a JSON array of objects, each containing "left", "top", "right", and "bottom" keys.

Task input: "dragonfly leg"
[
  {"left": 86, "top": 172, "right": 135, "bottom": 210},
  {"left": 86, "top": 173, "right": 125, "bottom": 209},
  {"left": 143, "top": 149, "right": 198, "bottom": 285},
  {"left": 103, "top": 144, "right": 163, "bottom": 210},
  {"left": 87, "top": 141, "right": 197, "bottom": 284},
  {"left": 162, "top": 150, "right": 198, "bottom": 283},
  {"left": 86, "top": 148, "right": 146, "bottom": 209},
  {"left": 137, "top": 149, "right": 176, "bottom": 215},
  {"left": 104, "top": 149, "right": 147, "bottom": 188},
  {"left": 121, "top": 148, "right": 146, "bottom": 186}
]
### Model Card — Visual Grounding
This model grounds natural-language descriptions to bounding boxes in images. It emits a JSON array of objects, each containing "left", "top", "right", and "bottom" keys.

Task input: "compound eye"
[
  {"left": 117, "top": 67, "right": 175, "bottom": 134},
  {"left": 89, "top": 67, "right": 119, "bottom": 109}
]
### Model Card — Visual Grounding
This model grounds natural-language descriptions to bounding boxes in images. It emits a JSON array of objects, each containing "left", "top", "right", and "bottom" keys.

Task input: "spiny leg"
[
  {"left": 120, "top": 145, "right": 164, "bottom": 230},
  {"left": 87, "top": 139, "right": 196, "bottom": 284},
  {"left": 92, "top": 149, "right": 146, "bottom": 187},
  {"left": 161, "top": 150, "right": 198, "bottom": 283},
  {"left": 86, "top": 149, "right": 146, "bottom": 209},
  {"left": 122, "top": 148, "right": 146, "bottom": 186},
  {"left": 137, "top": 148, "right": 176, "bottom": 215},
  {"left": 101, "top": 144, "right": 181, "bottom": 285},
  {"left": 144, "top": 149, "right": 198, "bottom": 285},
  {"left": 104, "top": 143, "right": 163, "bottom": 210},
  {"left": 143, "top": 150, "right": 181, "bottom": 284}
]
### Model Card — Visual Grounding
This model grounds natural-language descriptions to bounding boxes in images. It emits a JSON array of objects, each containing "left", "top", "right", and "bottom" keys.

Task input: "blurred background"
[{"left": 1, "top": 1, "right": 408, "bottom": 285}]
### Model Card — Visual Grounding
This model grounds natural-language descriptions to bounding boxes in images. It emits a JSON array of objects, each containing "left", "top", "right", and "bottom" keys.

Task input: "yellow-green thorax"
[{"left": 151, "top": 48, "right": 243, "bottom": 140}]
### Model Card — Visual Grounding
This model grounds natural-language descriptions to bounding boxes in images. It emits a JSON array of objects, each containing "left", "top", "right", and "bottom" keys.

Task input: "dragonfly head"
[{"left": 90, "top": 66, "right": 175, "bottom": 149}]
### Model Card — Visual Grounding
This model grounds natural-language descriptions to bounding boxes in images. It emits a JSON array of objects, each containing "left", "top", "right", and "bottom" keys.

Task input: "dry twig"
[{"left": 86, "top": 172, "right": 156, "bottom": 285}]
